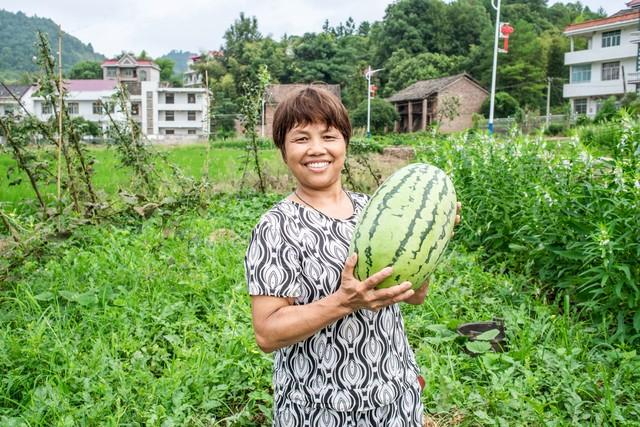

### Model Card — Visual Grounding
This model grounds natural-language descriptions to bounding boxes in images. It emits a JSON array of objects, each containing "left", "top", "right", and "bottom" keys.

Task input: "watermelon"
[{"left": 349, "top": 163, "right": 457, "bottom": 289}]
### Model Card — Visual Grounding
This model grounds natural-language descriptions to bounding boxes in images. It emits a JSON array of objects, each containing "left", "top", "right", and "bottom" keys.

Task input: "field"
[{"left": 1, "top": 131, "right": 639, "bottom": 426}]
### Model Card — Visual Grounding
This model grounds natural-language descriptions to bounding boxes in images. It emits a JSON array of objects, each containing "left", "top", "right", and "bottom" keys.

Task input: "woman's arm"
[{"left": 251, "top": 254, "right": 415, "bottom": 353}]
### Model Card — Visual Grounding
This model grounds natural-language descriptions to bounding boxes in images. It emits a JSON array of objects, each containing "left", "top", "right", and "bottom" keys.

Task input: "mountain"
[
  {"left": 0, "top": 9, "right": 105, "bottom": 82},
  {"left": 158, "top": 50, "right": 197, "bottom": 75}
]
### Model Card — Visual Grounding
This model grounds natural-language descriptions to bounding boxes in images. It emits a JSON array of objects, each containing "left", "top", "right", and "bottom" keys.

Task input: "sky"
[{"left": 0, "top": 0, "right": 625, "bottom": 58}]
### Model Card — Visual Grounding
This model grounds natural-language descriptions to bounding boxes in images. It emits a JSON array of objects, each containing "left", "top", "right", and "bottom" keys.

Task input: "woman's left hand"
[{"left": 404, "top": 281, "right": 429, "bottom": 305}]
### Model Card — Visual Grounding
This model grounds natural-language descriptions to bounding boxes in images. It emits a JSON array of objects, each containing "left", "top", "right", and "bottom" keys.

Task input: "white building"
[
  {"left": 0, "top": 84, "right": 36, "bottom": 117},
  {"left": 563, "top": 1, "right": 640, "bottom": 117},
  {"left": 31, "top": 80, "right": 123, "bottom": 129},
  {"left": 183, "top": 51, "right": 223, "bottom": 88},
  {"left": 102, "top": 53, "right": 208, "bottom": 138}
]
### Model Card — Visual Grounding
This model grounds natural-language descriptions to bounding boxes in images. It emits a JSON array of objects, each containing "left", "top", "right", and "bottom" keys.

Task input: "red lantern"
[
  {"left": 500, "top": 23, "right": 515, "bottom": 53},
  {"left": 369, "top": 84, "right": 378, "bottom": 97}
]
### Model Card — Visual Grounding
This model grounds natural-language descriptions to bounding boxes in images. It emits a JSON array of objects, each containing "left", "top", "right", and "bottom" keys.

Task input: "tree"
[
  {"left": 350, "top": 98, "right": 399, "bottom": 134},
  {"left": 384, "top": 50, "right": 464, "bottom": 95},
  {"left": 481, "top": 91, "right": 520, "bottom": 118},
  {"left": 68, "top": 60, "right": 102, "bottom": 79},
  {"left": 155, "top": 57, "right": 176, "bottom": 82},
  {"left": 223, "top": 12, "right": 262, "bottom": 60}
]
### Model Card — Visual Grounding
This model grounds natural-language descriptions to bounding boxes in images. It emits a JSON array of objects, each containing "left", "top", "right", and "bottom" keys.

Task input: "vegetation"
[
  {"left": 0, "top": 10, "right": 103, "bottom": 81},
  {"left": 350, "top": 98, "right": 399, "bottom": 134}
]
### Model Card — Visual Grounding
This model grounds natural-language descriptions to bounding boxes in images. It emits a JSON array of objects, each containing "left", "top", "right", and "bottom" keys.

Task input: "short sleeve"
[{"left": 244, "top": 212, "right": 301, "bottom": 297}]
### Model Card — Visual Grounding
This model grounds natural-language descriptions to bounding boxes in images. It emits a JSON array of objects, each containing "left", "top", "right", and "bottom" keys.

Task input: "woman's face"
[{"left": 283, "top": 122, "right": 346, "bottom": 192}]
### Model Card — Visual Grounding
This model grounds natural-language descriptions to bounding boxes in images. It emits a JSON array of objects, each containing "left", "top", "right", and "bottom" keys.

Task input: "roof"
[
  {"left": 627, "top": 0, "right": 640, "bottom": 8},
  {"left": 264, "top": 83, "right": 341, "bottom": 104},
  {"left": 64, "top": 80, "right": 118, "bottom": 92},
  {"left": 387, "top": 73, "right": 487, "bottom": 103},
  {"left": 101, "top": 53, "right": 159, "bottom": 70},
  {"left": 564, "top": 10, "right": 640, "bottom": 33},
  {"left": 0, "top": 84, "right": 32, "bottom": 99}
]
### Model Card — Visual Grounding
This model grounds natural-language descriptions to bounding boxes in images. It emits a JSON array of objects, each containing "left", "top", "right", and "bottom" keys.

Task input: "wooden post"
[
  {"left": 394, "top": 103, "right": 399, "bottom": 132},
  {"left": 57, "top": 25, "right": 63, "bottom": 205},
  {"left": 407, "top": 101, "right": 413, "bottom": 132},
  {"left": 422, "top": 98, "right": 428, "bottom": 131}
]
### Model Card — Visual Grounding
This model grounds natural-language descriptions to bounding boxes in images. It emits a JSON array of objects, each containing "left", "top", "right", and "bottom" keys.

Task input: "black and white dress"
[{"left": 245, "top": 192, "right": 423, "bottom": 425}]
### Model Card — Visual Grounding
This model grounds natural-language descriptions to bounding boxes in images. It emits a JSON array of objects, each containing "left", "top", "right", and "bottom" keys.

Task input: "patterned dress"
[{"left": 245, "top": 192, "right": 423, "bottom": 426}]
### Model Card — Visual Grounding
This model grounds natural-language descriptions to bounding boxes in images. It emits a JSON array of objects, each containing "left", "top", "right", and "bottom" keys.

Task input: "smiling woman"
[{"left": 244, "top": 87, "right": 427, "bottom": 426}]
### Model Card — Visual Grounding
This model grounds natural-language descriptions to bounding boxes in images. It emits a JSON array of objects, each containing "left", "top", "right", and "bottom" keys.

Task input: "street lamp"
[
  {"left": 365, "top": 65, "right": 383, "bottom": 138},
  {"left": 488, "top": 0, "right": 502, "bottom": 136}
]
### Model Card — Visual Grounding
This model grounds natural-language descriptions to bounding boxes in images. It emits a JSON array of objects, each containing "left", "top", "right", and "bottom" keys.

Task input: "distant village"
[{"left": 1, "top": 3, "right": 639, "bottom": 140}]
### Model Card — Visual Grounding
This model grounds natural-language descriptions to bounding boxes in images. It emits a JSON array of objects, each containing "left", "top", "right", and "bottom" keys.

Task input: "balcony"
[
  {"left": 565, "top": 44, "right": 637, "bottom": 65},
  {"left": 627, "top": 71, "right": 640, "bottom": 84},
  {"left": 157, "top": 103, "right": 202, "bottom": 111},
  {"left": 563, "top": 79, "right": 629, "bottom": 98},
  {"left": 157, "top": 120, "right": 203, "bottom": 128},
  {"left": 630, "top": 31, "right": 640, "bottom": 44}
]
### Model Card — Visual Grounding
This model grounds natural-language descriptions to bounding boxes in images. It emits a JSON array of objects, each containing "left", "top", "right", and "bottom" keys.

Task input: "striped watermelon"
[{"left": 349, "top": 163, "right": 457, "bottom": 289}]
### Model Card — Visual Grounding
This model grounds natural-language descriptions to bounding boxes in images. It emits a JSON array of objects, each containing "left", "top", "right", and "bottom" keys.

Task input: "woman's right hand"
[{"left": 337, "top": 254, "right": 415, "bottom": 312}]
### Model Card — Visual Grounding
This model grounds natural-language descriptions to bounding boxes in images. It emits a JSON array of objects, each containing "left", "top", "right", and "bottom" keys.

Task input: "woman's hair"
[{"left": 272, "top": 86, "right": 351, "bottom": 155}]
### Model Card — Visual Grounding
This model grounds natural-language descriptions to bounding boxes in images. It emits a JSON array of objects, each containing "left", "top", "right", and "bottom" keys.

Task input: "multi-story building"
[
  {"left": 101, "top": 53, "right": 208, "bottom": 138},
  {"left": 31, "top": 80, "right": 123, "bottom": 129},
  {"left": 563, "top": 0, "right": 640, "bottom": 117}
]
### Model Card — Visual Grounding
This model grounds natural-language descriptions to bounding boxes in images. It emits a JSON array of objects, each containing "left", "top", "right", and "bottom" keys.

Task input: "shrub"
[
  {"left": 350, "top": 98, "right": 399, "bottom": 134},
  {"left": 480, "top": 92, "right": 520, "bottom": 118}
]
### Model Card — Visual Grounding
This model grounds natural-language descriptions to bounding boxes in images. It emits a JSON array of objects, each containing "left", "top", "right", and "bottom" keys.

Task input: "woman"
[{"left": 245, "top": 87, "right": 456, "bottom": 426}]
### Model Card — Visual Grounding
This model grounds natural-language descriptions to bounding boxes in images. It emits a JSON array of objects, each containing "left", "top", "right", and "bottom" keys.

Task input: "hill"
[{"left": 0, "top": 9, "right": 104, "bottom": 82}]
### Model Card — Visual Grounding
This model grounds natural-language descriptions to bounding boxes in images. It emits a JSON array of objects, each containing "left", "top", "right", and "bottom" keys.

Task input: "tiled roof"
[
  {"left": 265, "top": 83, "right": 341, "bottom": 104},
  {"left": 102, "top": 59, "right": 157, "bottom": 66},
  {"left": 627, "top": 0, "right": 640, "bottom": 8},
  {"left": 0, "top": 84, "right": 32, "bottom": 98},
  {"left": 64, "top": 79, "right": 118, "bottom": 92},
  {"left": 387, "top": 73, "right": 487, "bottom": 103},
  {"left": 565, "top": 10, "right": 640, "bottom": 32}
]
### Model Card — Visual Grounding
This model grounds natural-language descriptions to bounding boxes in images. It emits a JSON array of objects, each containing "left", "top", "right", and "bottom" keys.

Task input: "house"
[
  {"left": 183, "top": 51, "right": 224, "bottom": 87},
  {"left": 101, "top": 54, "right": 208, "bottom": 138},
  {"left": 260, "top": 83, "right": 341, "bottom": 137},
  {"left": 563, "top": 1, "right": 640, "bottom": 117},
  {"left": 31, "top": 79, "right": 123, "bottom": 129},
  {"left": 0, "top": 84, "right": 36, "bottom": 117},
  {"left": 388, "top": 73, "right": 488, "bottom": 133}
]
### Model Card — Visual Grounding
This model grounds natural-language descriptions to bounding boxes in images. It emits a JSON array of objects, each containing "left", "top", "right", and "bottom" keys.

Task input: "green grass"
[
  {"left": 0, "top": 143, "right": 289, "bottom": 209},
  {"left": 1, "top": 195, "right": 638, "bottom": 425}
]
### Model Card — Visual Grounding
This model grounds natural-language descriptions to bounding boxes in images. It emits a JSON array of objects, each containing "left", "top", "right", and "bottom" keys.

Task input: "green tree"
[
  {"left": 481, "top": 91, "right": 520, "bottom": 118},
  {"left": 155, "top": 57, "right": 176, "bottom": 82},
  {"left": 68, "top": 60, "right": 102, "bottom": 79},
  {"left": 350, "top": 98, "right": 399, "bottom": 134},
  {"left": 384, "top": 49, "right": 465, "bottom": 95}
]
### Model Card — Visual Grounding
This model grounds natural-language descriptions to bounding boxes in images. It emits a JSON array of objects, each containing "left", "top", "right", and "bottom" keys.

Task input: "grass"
[{"left": 2, "top": 134, "right": 639, "bottom": 425}]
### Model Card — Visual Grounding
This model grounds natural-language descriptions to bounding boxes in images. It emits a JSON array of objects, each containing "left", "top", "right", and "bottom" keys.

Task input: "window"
[
  {"left": 165, "top": 129, "right": 174, "bottom": 135},
  {"left": 139, "top": 70, "right": 147, "bottom": 81},
  {"left": 121, "top": 69, "right": 134, "bottom": 78},
  {"left": 106, "top": 68, "right": 116, "bottom": 78},
  {"left": 165, "top": 111, "right": 174, "bottom": 121},
  {"left": 602, "top": 62, "right": 620, "bottom": 81},
  {"left": 188, "top": 129, "right": 196, "bottom": 135},
  {"left": 571, "top": 64, "right": 591, "bottom": 83},
  {"left": 42, "top": 103, "right": 51, "bottom": 114},
  {"left": 165, "top": 93, "right": 174, "bottom": 104},
  {"left": 67, "top": 102, "right": 79, "bottom": 115},
  {"left": 188, "top": 111, "right": 196, "bottom": 121},
  {"left": 92, "top": 101, "right": 103, "bottom": 114},
  {"left": 602, "top": 30, "right": 621, "bottom": 48},
  {"left": 574, "top": 98, "right": 587, "bottom": 115},
  {"left": 188, "top": 93, "right": 196, "bottom": 104},
  {"left": 131, "top": 103, "right": 139, "bottom": 116}
]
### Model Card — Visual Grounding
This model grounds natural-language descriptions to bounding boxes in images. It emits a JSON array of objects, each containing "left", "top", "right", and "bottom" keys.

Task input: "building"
[
  {"left": 0, "top": 84, "right": 36, "bottom": 117},
  {"left": 260, "top": 83, "right": 341, "bottom": 137},
  {"left": 183, "top": 51, "right": 224, "bottom": 87},
  {"left": 31, "top": 80, "right": 123, "bottom": 129},
  {"left": 563, "top": 1, "right": 640, "bottom": 117},
  {"left": 388, "top": 73, "right": 488, "bottom": 133},
  {"left": 101, "top": 53, "right": 208, "bottom": 138}
]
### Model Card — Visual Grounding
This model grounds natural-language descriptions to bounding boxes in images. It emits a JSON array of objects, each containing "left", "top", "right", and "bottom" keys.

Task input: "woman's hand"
[
  {"left": 337, "top": 254, "right": 416, "bottom": 312},
  {"left": 404, "top": 281, "right": 429, "bottom": 305}
]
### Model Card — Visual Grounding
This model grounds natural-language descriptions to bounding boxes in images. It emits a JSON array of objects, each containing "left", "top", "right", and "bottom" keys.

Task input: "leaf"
[
  {"left": 58, "top": 290, "right": 79, "bottom": 301},
  {"left": 76, "top": 292, "right": 98, "bottom": 307},
  {"left": 634, "top": 311, "right": 640, "bottom": 333},
  {"left": 34, "top": 291, "right": 55, "bottom": 301},
  {"left": 466, "top": 340, "right": 492, "bottom": 354},
  {"left": 475, "top": 328, "right": 500, "bottom": 341}
]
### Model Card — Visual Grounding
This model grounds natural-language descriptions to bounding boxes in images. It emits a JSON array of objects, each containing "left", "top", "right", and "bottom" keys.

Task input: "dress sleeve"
[{"left": 244, "top": 212, "right": 301, "bottom": 298}]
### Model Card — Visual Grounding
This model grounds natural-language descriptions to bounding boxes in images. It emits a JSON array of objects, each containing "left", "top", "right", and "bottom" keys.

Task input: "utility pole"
[
  {"left": 57, "top": 25, "right": 63, "bottom": 205},
  {"left": 546, "top": 77, "right": 552, "bottom": 129},
  {"left": 365, "top": 66, "right": 383, "bottom": 138},
  {"left": 488, "top": 0, "right": 502, "bottom": 136}
]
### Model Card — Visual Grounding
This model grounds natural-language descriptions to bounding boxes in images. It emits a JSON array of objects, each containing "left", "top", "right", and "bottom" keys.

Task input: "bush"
[
  {"left": 481, "top": 92, "right": 520, "bottom": 118},
  {"left": 544, "top": 122, "right": 567, "bottom": 136},
  {"left": 350, "top": 98, "right": 399, "bottom": 134},
  {"left": 594, "top": 96, "right": 618, "bottom": 123}
]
